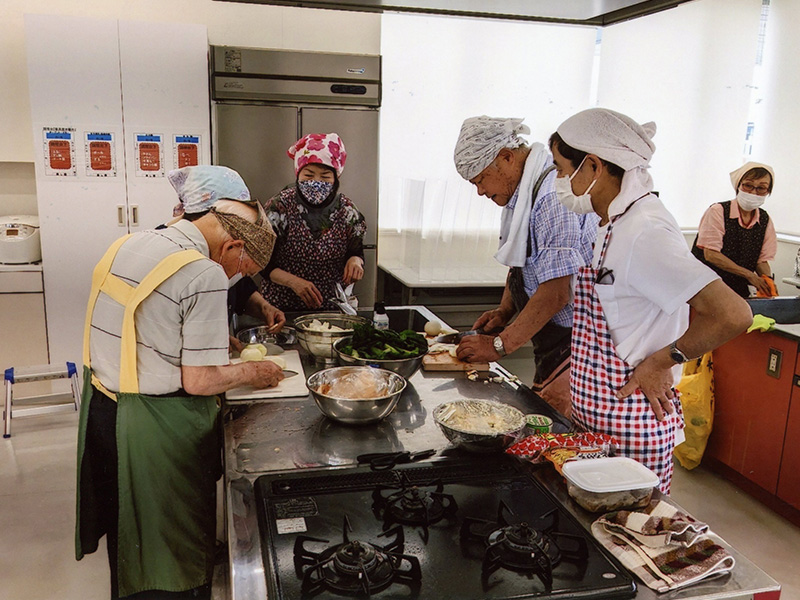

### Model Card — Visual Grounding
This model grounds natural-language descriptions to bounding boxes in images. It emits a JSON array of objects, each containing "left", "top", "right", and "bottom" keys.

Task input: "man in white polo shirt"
[
  {"left": 548, "top": 109, "right": 752, "bottom": 494},
  {"left": 76, "top": 166, "right": 280, "bottom": 599}
]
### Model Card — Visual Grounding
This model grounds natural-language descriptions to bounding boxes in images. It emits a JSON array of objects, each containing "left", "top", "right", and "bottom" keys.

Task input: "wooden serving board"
[
  {"left": 226, "top": 350, "right": 308, "bottom": 401},
  {"left": 422, "top": 352, "right": 490, "bottom": 372}
]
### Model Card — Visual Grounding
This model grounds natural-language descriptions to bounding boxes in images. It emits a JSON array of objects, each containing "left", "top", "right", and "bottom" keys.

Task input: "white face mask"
[
  {"left": 736, "top": 190, "right": 766, "bottom": 212},
  {"left": 554, "top": 156, "right": 598, "bottom": 214}
]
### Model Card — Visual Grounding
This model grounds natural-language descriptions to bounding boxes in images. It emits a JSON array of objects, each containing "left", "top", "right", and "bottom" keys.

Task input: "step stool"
[{"left": 3, "top": 362, "right": 81, "bottom": 438}]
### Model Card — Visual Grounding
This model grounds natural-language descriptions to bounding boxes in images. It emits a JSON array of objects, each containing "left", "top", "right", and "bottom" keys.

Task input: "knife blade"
[
  {"left": 433, "top": 329, "right": 481, "bottom": 344},
  {"left": 357, "top": 449, "right": 437, "bottom": 470},
  {"left": 281, "top": 369, "right": 299, "bottom": 379}
]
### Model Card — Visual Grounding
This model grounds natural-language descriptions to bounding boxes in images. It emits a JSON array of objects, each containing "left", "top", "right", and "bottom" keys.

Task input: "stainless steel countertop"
[{"left": 222, "top": 306, "right": 781, "bottom": 600}]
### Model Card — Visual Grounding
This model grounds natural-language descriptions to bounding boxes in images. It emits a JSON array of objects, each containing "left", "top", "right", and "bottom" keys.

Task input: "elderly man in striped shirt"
[{"left": 76, "top": 165, "right": 282, "bottom": 599}]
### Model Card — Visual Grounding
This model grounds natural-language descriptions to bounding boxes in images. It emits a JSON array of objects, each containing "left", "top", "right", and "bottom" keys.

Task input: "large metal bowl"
[
  {"left": 306, "top": 366, "right": 407, "bottom": 425},
  {"left": 332, "top": 336, "right": 427, "bottom": 379},
  {"left": 293, "top": 313, "right": 369, "bottom": 363},
  {"left": 236, "top": 326, "right": 296, "bottom": 355},
  {"left": 433, "top": 399, "right": 526, "bottom": 453}
]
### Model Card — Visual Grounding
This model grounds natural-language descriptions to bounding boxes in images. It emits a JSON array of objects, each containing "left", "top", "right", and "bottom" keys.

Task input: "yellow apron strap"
[
  {"left": 100, "top": 275, "right": 136, "bottom": 308},
  {"left": 118, "top": 249, "right": 206, "bottom": 394},
  {"left": 83, "top": 235, "right": 133, "bottom": 368}
]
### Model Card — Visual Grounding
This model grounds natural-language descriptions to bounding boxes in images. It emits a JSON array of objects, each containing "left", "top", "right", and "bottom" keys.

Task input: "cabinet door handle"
[
  {"left": 117, "top": 205, "right": 126, "bottom": 227},
  {"left": 130, "top": 205, "right": 139, "bottom": 227}
]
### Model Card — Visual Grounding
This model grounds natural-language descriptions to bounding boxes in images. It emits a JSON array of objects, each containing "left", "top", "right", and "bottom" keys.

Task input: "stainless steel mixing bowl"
[
  {"left": 236, "top": 326, "right": 296, "bottom": 355},
  {"left": 433, "top": 399, "right": 526, "bottom": 453},
  {"left": 306, "top": 366, "right": 407, "bottom": 425},
  {"left": 293, "top": 313, "right": 368, "bottom": 363},
  {"left": 332, "top": 336, "right": 427, "bottom": 379}
]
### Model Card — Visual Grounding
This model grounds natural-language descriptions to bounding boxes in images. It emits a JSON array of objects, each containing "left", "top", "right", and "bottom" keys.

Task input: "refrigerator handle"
[
  {"left": 130, "top": 205, "right": 139, "bottom": 227},
  {"left": 117, "top": 205, "right": 127, "bottom": 227}
]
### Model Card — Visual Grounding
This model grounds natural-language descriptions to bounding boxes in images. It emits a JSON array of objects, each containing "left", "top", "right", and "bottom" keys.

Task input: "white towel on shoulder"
[{"left": 495, "top": 142, "right": 550, "bottom": 268}]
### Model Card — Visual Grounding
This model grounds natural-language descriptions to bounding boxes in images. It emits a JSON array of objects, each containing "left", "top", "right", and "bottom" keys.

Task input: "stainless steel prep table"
[{"left": 222, "top": 306, "right": 781, "bottom": 600}]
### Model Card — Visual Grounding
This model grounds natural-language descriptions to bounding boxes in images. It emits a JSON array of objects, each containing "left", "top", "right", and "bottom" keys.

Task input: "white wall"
[
  {"left": 597, "top": 0, "right": 763, "bottom": 228},
  {"left": 0, "top": 0, "right": 380, "bottom": 163}
]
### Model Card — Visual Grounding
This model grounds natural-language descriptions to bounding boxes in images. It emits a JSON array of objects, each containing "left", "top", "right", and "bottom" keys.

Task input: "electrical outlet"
[{"left": 767, "top": 348, "right": 782, "bottom": 379}]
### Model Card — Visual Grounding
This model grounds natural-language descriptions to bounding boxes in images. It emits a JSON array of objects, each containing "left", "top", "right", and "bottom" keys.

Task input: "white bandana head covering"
[
  {"left": 729, "top": 161, "right": 775, "bottom": 192},
  {"left": 556, "top": 108, "right": 656, "bottom": 171},
  {"left": 454, "top": 116, "right": 530, "bottom": 180},
  {"left": 168, "top": 165, "right": 251, "bottom": 214}
]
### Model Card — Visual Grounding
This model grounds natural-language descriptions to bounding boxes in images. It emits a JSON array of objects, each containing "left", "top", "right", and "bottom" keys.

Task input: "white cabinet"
[{"left": 25, "top": 15, "right": 210, "bottom": 365}]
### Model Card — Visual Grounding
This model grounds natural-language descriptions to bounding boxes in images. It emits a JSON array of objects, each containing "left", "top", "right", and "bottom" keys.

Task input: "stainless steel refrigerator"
[{"left": 211, "top": 46, "right": 381, "bottom": 308}]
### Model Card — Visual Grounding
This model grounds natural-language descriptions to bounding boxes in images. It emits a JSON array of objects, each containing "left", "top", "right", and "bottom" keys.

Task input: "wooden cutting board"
[
  {"left": 422, "top": 352, "right": 490, "bottom": 372},
  {"left": 226, "top": 350, "right": 308, "bottom": 401}
]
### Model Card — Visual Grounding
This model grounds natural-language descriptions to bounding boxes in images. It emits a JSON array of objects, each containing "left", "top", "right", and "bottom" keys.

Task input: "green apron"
[{"left": 75, "top": 235, "right": 222, "bottom": 597}]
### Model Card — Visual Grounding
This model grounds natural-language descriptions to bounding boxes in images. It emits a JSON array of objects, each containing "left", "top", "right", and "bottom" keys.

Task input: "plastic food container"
[{"left": 561, "top": 457, "right": 660, "bottom": 513}]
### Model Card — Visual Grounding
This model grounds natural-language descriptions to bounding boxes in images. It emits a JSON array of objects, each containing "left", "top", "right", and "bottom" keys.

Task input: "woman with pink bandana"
[{"left": 260, "top": 133, "right": 367, "bottom": 311}]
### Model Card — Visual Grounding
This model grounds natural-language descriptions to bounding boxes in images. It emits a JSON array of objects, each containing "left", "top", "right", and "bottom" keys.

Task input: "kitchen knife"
[
  {"left": 281, "top": 369, "right": 299, "bottom": 379},
  {"left": 357, "top": 449, "right": 437, "bottom": 470},
  {"left": 433, "top": 329, "right": 483, "bottom": 344}
]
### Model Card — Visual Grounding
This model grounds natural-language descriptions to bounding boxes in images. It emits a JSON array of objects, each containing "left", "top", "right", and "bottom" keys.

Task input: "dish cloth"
[
  {"left": 747, "top": 314, "right": 776, "bottom": 333},
  {"left": 591, "top": 500, "right": 735, "bottom": 593}
]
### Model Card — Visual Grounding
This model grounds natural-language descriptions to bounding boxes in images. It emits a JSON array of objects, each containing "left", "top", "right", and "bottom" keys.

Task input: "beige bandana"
[{"left": 209, "top": 204, "right": 275, "bottom": 269}]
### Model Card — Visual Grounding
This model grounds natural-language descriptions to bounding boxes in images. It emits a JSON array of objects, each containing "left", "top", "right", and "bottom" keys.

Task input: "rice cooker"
[{"left": 0, "top": 215, "right": 42, "bottom": 264}]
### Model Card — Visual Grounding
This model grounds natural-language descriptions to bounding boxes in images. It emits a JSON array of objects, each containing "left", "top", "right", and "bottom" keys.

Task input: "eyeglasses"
[{"left": 740, "top": 182, "right": 770, "bottom": 195}]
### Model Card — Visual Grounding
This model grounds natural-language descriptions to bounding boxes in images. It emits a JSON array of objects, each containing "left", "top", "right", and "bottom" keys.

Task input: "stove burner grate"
[
  {"left": 294, "top": 515, "right": 422, "bottom": 598},
  {"left": 372, "top": 471, "right": 457, "bottom": 542},
  {"left": 461, "top": 500, "right": 588, "bottom": 590}
]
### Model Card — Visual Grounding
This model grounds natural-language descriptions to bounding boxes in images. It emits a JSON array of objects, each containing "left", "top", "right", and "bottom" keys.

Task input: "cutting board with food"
[
  {"left": 226, "top": 350, "right": 308, "bottom": 401},
  {"left": 422, "top": 341, "right": 490, "bottom": 372}
]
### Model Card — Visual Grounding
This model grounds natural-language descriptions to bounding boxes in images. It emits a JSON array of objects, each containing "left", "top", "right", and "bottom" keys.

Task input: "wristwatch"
[
  {"left": 669, "top": 340, "right": 689, "bottom": 364},
  {"left": 493, "top": 335, "right": 507, "bottom": 357}
]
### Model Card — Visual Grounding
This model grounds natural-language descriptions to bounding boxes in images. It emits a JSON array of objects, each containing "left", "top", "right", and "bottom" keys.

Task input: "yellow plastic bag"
[{"left": 674, "top": 352, "right": 714, "bottom": 470}]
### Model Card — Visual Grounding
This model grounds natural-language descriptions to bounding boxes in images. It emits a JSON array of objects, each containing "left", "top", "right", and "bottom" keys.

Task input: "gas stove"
[{"left": 255, "top": 456, "right": 636, "bottom": 599}]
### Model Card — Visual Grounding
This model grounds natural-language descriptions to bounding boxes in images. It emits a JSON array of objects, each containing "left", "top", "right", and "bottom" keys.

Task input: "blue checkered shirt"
[{"left": 503, "top": 170, "right": 598, "bottom": 328}]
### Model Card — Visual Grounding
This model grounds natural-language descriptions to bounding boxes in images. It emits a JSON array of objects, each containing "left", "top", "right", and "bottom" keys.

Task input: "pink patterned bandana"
[{"left": 288, "top": 133, "right": 347, "bottom": 177}]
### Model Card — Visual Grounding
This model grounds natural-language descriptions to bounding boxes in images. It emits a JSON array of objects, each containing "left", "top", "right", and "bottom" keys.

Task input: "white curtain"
[
  {"left": 597, "top": 0, "right": 763, "bottom": 229},
  {"left": 751, "top": 0, "right": 800, "bottom": 236},
  {"left": 379, "top": 12, "right": 596, "bottom": 279}
]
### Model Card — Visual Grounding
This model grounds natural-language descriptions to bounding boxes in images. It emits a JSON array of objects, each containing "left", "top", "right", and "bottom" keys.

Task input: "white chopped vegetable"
[{"left": 424, "top": 320, "right": 442, "bottom": 336}]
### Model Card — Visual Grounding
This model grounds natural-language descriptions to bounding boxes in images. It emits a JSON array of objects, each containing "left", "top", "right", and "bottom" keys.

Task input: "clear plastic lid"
[{"left": 562, "top": 457, "right": 659, "bottom": 493}]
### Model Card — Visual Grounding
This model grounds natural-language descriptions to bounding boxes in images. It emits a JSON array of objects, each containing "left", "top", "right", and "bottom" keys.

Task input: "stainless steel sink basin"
[{"left": 746, "top": 296, "right": 800, "bottom": 324}]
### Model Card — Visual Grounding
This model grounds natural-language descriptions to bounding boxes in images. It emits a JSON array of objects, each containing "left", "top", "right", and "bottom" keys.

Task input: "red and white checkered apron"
[{"left": 570, "top": 203, "right": 683, "bottom": 494}]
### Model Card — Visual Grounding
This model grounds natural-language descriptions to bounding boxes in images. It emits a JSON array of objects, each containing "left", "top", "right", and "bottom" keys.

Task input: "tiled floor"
[{"left": 2, "top": 401, "right": 798, "bottom": 599}]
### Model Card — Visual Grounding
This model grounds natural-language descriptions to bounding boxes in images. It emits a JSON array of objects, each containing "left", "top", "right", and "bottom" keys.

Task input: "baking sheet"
[{"left": 225, "top": 350, "right": 308, "bottom": 401}]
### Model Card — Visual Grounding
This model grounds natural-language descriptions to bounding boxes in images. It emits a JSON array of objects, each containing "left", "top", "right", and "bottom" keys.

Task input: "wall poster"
[
  {"left": 173, "top": 134, "right": 201, "bottom": 169},
  {"left": 134, "top": 133, "right": 164, "bottom": 177},
  {"left": 42, "top": 127, "right": 77, "bottom": 177},
  {"left": 84, "top": 132, "right": 117, "bottom": 177}
]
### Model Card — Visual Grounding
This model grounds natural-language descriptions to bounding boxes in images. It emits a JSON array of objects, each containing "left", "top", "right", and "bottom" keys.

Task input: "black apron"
[
  {"left": 507, "top": 165, "right": 572, "bottom": 384},
  {"left": 691, "top": 200, "right": 769, "bottom": 298}
]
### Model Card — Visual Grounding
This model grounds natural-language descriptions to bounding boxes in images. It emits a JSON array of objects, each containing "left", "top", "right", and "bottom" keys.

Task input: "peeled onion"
[
  {"left": 248, "top": 343, "right": 268, "bottom": 357},
  {"left": 264, "top": 356, "right": 287, "bottom": 369},
  {"left": 424, "top": 320, "right": 442, "bottom": 336},
  {"left": 240, "top": 347, "right": 264, "bottom": 362}
]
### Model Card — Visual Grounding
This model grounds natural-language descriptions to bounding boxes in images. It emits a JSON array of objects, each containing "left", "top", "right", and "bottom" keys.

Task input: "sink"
[{"left": 746, "top": 296, "right": 800, "bottom": 324}]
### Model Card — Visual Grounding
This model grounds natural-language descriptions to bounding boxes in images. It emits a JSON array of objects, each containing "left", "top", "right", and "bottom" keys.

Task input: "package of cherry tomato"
[{"left": 505, "top": 432, "right": 618, "bottom": 464}]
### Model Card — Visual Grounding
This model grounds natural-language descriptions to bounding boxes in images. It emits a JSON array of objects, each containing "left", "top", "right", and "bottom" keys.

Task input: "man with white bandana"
[
  {"left": 548, "top": 108, "right": 751, "bottom": 493},
  {"left": 453, "top": 116, "right": 598, "bottom": 417}
]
